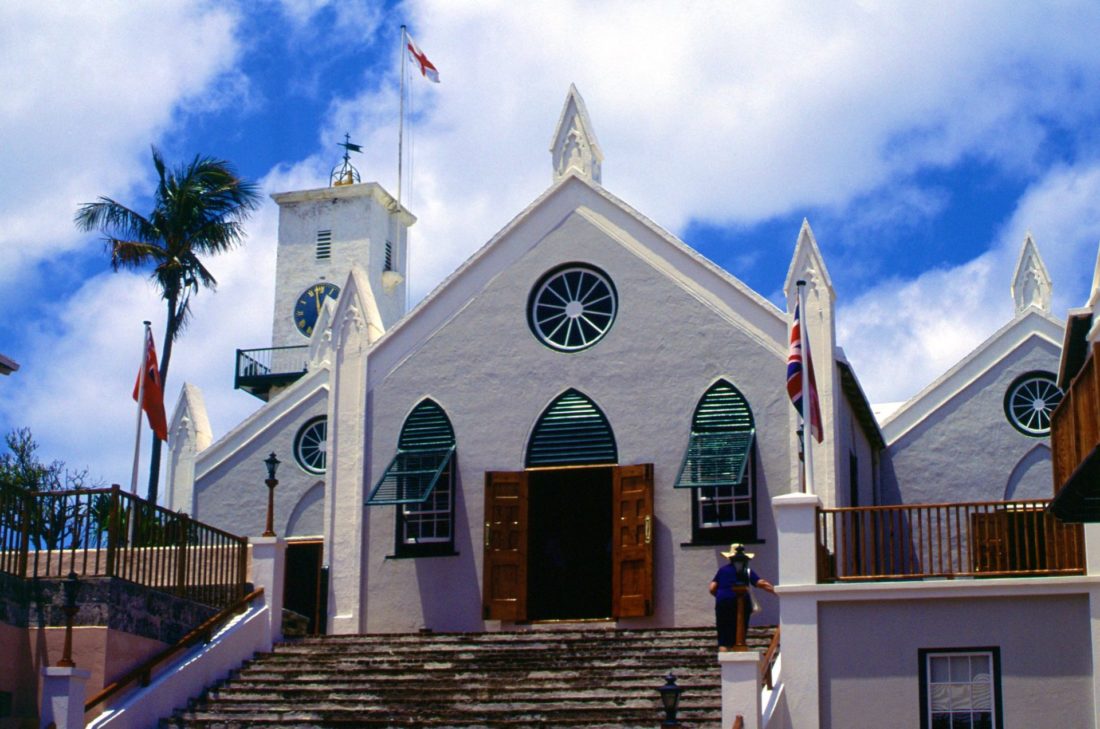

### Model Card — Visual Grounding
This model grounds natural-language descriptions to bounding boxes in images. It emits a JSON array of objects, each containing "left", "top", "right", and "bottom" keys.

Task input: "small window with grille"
[
  {"left": 316, "top": 229, "right": 332, "bottom": 260},
  {"left": 384, "top": 240, "right": 394, "bottom": 272}
]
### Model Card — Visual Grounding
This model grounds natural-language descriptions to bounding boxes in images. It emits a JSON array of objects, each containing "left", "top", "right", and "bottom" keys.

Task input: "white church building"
[{"left": 158, "top": 87, "right": 1097, "bottom": 726}]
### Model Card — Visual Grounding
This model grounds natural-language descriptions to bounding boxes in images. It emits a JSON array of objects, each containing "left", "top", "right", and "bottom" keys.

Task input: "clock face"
[{"left": 294, "top": 282, "right": 340, "bottom": 337}]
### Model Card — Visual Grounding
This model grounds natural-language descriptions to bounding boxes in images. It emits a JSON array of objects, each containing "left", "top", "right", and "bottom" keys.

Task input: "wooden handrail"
[
  {"left": 760, "top": 626, "right": 780, "bottom": 690},
  {"left": 732, "top": 715, "right": 744, "bottom": 729},
  {"left": 85, "top": 587, "right": 264, "bottom": 713}
]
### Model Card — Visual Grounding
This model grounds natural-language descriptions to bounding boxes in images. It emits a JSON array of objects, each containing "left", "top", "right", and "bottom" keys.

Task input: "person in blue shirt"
[{"left": 709, "top": 543, "right": 775, "bottom": 651}]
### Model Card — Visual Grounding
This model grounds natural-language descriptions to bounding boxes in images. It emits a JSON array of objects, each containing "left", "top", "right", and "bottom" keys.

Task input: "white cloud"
[
  {"left": 0, "top": 2, "right": 242, "bottom": 285},
  {"left": 7, "top": 1, "right": 1100, "bottom": 497}
]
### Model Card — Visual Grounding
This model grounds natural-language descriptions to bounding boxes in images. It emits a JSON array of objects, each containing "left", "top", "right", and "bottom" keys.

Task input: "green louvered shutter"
[
  {"left": 526, "top": 389, "right": 617, "bottom": 467},
  {"left": 367, "top": 400, "right": 456, "bottom": 505},
  {"left": 675, "top": 380, "right": 755, "bottom": 488}
]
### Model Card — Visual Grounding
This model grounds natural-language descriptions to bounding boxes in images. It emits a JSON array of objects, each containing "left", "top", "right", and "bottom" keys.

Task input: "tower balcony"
[{"left": 235, "top": 345, "right": 309, "bottom": 401}]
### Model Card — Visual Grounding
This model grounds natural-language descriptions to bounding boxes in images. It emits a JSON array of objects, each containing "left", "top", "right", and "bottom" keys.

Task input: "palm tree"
[{"left": 75, "top": 148, "right": 260, "bottom": 504}]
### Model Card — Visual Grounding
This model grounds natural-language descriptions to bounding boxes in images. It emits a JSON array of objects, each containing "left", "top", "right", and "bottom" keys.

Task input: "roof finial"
[
  {"left": 550, "top": 84, "right": 603, "bottom": 184},
  {"left": 1011, "top": 232, "right": 1052, "bottom": 315},
  {"left": 331, "top": 133, "right": 363, "bottom": 187}
]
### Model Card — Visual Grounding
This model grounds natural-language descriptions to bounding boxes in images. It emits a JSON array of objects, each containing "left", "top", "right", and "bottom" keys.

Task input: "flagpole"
[
  {"left": 130, "top": 321, "right": 151, "bottom": 495},
  {"left": 797, "top": 281, "right": 815, "bottom": 495},
  {"left": 398, "top": 24, "right": 407, "bottom": 205}
]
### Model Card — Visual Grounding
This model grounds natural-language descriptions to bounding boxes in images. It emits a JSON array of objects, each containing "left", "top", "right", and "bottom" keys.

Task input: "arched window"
[
  {"left": 675, "top": 380, "right": 756, "bottom": 544},
  {"left": 366, "top": 399, "right": 456, "bottom": 557},
  {"left": 526, "top": 389, "right": 617, "bottom": 467}
]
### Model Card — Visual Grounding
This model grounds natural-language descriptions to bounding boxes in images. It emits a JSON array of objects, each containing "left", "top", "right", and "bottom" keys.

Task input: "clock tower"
[{"left": 270, "top": 144, "right": 416, "bottom": 351}]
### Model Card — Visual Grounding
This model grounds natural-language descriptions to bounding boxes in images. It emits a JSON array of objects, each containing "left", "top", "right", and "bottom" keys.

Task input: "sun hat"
[{"left": 720, "top": 543, "right": 754, "bottom": 559}]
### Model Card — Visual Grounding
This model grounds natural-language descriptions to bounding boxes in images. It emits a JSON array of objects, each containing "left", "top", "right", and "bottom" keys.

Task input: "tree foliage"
[{"left": 74, "top": 148, "right": 260, "bottom": 503}]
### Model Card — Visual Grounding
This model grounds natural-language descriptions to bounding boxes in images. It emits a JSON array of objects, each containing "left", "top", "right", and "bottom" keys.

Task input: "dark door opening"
[
  {"left": 527, "top": 467, "right": 612, "bottom": 621},
  {"left": 284, "top": 541, "right": 325, "bottom": 635}
]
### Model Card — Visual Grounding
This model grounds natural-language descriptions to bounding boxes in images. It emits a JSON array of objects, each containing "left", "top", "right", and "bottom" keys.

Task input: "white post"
[
  {"left": 251, "top": 536, "right": 286, "bottom": 647},
  {"left": 773, "top": 491, "right": 823, "bottom": 729},
  {"left": 719, "top": 652, "right": 762, "bottom": 729},
  {"left": 40, "top": 666, "right": 91, "bottom": 729}
]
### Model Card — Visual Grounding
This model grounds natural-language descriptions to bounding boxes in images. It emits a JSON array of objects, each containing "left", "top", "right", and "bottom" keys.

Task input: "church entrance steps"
[{"left": 161, "top": 625, "right": 775, "bottom": 728}]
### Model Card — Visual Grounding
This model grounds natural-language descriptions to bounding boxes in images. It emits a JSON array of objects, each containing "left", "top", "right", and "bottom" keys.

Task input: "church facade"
[{"left": 166, "top": 87, "right": 1063, "bottom": 639}]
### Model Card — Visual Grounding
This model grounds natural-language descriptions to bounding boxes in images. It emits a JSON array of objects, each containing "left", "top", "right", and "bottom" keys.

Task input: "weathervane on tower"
[{"left": 331, "top": 133, "right": 362, "bottom": 186}]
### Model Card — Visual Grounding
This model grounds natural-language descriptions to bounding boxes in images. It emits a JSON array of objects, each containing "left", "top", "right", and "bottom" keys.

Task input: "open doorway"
[
  {"left": 527, "top": 467, "right": 612, "bottom": 621},
  {"left": 284, "top": 540, "right": 325, "bottom": 635}
]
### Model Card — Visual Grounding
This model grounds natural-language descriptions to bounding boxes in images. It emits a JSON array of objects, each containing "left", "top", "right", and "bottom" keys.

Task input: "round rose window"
[
  {"left": 528, "top": 264, "right": 617, "bottom": 352},
  {"left": 1003, "top": 371, "right": 1062, "bottom": 437}
]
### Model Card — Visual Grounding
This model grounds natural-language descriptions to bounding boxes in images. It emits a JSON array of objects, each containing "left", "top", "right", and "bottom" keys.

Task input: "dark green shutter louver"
[
  {"left": 526, "top": 389, "right": 617, "bottom": 467},
  {"left": 675, "top": 380, "right": 755, "bottom": 488},
  {"left": 367, "top": 400, "right": 455, "bottom": 505}
]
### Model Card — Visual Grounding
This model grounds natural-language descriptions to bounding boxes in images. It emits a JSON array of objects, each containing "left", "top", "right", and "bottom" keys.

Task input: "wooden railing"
[
  {"left": 0, "top": 484, "right": 248, "bottom": 610},
  {"left": 1052, "top": 342, "right": 1100, "bottom": 494},
  {"left": 85, "top": 587, "right": 264, "bottom": 714},
  {"left": 760, "top": 626, "right": 780, "bottom": 690},
  {"left": 817, "top": 499, "right": 1085, "bottom": 582}
]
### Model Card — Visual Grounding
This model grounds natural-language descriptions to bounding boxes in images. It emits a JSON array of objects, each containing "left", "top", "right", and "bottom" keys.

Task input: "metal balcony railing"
[{"left": 235, "top": 345, "right": 309, "bottom": 400}]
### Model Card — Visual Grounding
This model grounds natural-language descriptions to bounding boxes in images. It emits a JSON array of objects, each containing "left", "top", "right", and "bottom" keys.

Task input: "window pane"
[
  {"left": 931, "top": 714, "right": 952, "bottom": 729},
  {"left": 949, "top": 684, "right": 971, "bottom": 711},
  {"left": 930, "top": 685, "right": 950, "bottom": 712},
  {"left": 950, "top": 656, "right": 970, "bottom": 683},
  {"left": 972, "top": 712, "right": 993, "bottom": 729},
  {"left": 930, "top": 656, "right": 950, "bottom": 683}
]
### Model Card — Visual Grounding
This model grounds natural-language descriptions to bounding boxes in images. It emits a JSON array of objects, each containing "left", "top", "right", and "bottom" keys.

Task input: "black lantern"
[
  {"left": 658, "top": 672, "right": 683, "bottom": 726},
  {"left": 264, "top": 452, "right": 281, "bottom": 481},
  {"left": 57, "top": 570, "right": 82, "bottom": 668},
  {"left": 262, "top": 452, "right": 280, "bottom": 537}
]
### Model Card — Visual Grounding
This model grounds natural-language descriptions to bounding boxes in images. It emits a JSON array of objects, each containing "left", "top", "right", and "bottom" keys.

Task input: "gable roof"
[
  {"left": 366, "top": 173, "right": 789, "bottom": 381},
  {"left": 880, "top": 308, "right": 1063, "bottom": 444}
]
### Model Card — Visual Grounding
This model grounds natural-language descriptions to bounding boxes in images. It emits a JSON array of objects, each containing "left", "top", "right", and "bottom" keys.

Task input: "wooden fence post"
[{"left": 105, "top": 485, "right": 121, "bottom": 577}]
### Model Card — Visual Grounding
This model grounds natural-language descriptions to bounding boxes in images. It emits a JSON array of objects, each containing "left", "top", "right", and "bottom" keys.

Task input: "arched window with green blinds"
[
  {"left": 526, "top": 389, "right": 618, "bottom": 467},
  {"left": 367, "top": 399, "right": 455, "bottom": 506},
  {"left": 677, "top": 380, "right": 757, "bottom": 543}
]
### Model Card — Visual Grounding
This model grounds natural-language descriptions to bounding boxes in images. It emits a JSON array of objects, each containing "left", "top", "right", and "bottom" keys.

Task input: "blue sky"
[{"left": 4, "top": 1, "right": 1100, "bottom": 496}]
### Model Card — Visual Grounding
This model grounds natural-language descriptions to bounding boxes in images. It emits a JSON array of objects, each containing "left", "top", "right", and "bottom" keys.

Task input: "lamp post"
[
  {"left": 658, "top": 672, "right": 683, "bottom": 726},
  {"left": 57, "top": 570, "right": 82, "bottom": 668},
  {"left": 262, "top": 452, "right": 280, "bottom": 537}
]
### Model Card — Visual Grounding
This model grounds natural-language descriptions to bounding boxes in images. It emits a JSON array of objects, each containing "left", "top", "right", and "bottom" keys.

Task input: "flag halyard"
[
  {"left": 133, "top": 328, "right": 168, "bottom": 441},
  {"left": 787, "top": 303, "right": 823, "bottom": 443}
]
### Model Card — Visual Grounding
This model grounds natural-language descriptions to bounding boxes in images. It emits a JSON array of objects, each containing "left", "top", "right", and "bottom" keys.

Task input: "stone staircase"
[{"left": 161, "top": 625, "right": 776, "bottom": 728}]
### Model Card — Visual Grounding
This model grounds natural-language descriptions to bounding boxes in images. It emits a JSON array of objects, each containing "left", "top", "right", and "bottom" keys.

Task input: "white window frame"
[
  {"left": 921, "top": 648, "right": 1001, "bottom": 729},
  {"left": 399, "top": 459, "right": 453, "bottom": 546}
]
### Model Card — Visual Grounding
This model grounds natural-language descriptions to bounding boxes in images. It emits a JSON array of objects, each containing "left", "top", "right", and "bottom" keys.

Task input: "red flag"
[
  {"left": 133, "top": 329, "right": 168, "bottom": 441},
  {"left": 406, "top": 33, "right": 440, "bottom": 83}
]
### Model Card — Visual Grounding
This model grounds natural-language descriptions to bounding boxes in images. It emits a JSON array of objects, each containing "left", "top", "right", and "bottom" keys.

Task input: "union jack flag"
[{"left": 787, "top": 303, "right": 823, "bottom": 443}]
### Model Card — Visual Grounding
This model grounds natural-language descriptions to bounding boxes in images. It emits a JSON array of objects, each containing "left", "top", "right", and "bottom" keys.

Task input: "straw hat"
[{"left": 720, "top": 543, "right": 753, "bottom": 559}]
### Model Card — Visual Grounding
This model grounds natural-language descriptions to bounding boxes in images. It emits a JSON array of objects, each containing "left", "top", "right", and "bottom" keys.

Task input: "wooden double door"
[{"left": 482, "top": 464, "right": 654, "bottom": 622}]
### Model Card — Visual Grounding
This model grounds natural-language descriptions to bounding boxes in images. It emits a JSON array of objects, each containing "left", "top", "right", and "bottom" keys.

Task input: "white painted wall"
[
  {"left": 818, "top": 595, "right": 1094, "bottom": 729},
  {"left": 881, "top": 336, "right": 1060, "bottom": 505},
  {"left": 355, "top": 198, "right": 792, "bottom": 633},
  {"left": 193, "top": 385, "right": 328, "bottom": 538}
]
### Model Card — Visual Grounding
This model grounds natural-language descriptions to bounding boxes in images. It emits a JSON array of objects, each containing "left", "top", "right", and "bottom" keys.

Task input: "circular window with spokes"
[
  {"left": 294, "top": 416, "right": 328, "bottom": 474},
  {"left": 528, "top": 264, "right": 617, "bottom": 352},
  {"left": 1003, "top": 371, "right": 1063, "bottom": 437}
]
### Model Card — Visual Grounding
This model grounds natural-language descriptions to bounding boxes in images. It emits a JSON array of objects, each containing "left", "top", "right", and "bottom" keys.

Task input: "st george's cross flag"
[
  {"left": 133, "top": 327, "right": 168, "bottom": 441},
  {"left": 787, "top": 303, "right": 823, "bottom": 443},
  {"left": 406, "top": 33, "right": 440, "bottom": 83}
]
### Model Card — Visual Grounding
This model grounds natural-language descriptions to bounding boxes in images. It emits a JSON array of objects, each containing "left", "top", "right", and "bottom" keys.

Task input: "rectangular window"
[
  {"left": 384, "top": 240, "right": 394, "bottom": 272},
  {"left": 689, "top": 450, "right": 756, "bottom": 545},
  {"left": 919, "top": 648, "right": 1002, "bottom": 729},
  {"left": 316, "top": 229, "right": 332, "bottom": 260},
  {"left": 395, "top": 459, "right": 454, "bottom": 557}
]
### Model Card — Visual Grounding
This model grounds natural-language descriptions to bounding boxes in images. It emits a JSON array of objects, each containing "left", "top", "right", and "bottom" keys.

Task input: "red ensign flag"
[{"left": 133, "top": 329, "right": 168, "bottom": 441}]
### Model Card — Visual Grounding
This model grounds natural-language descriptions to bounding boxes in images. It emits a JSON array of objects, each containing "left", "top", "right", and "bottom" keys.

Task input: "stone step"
[{"left": 162, "top": 626, "right": 774, "bottom": 728}]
